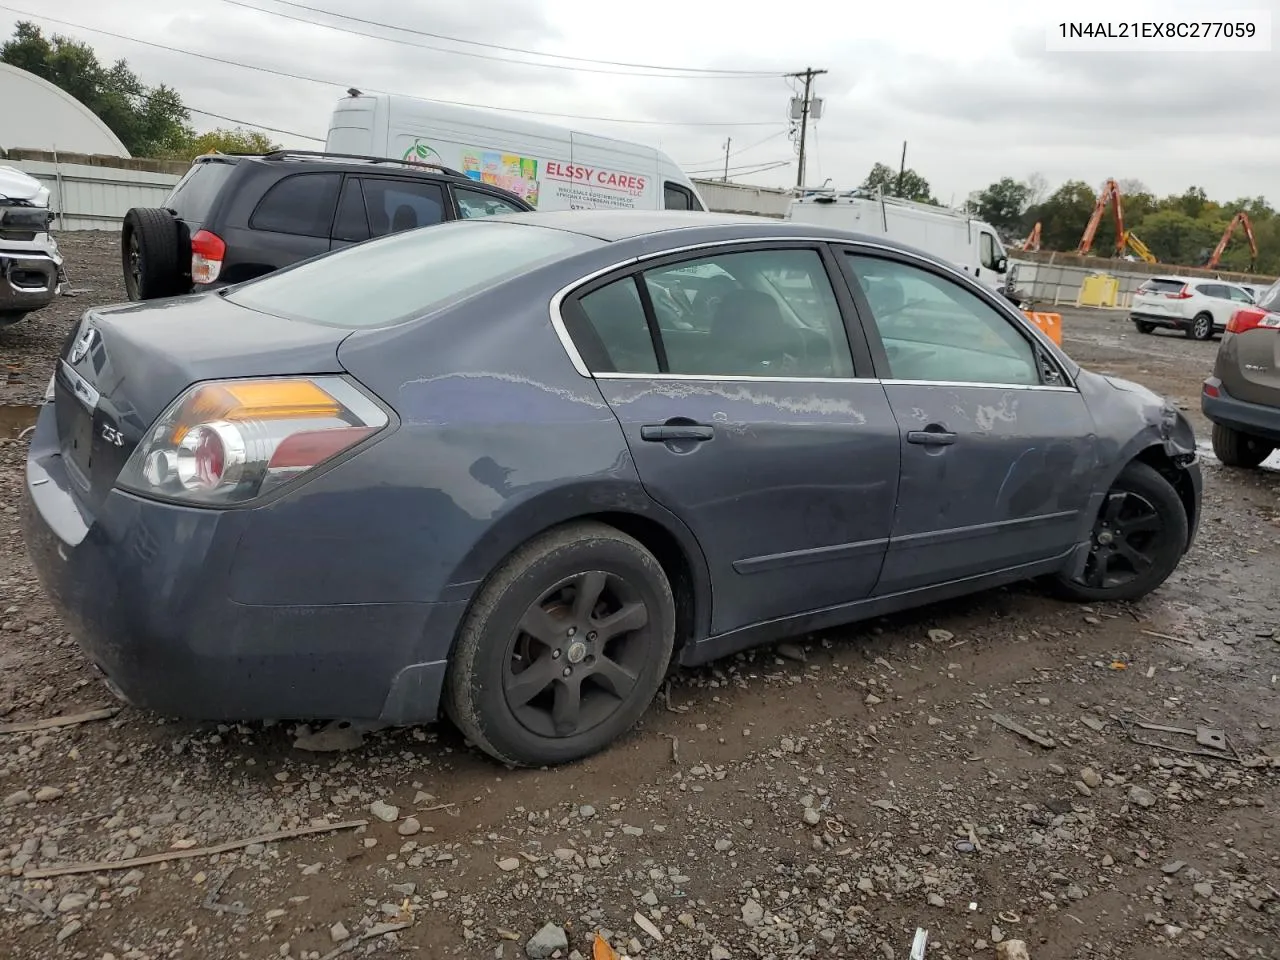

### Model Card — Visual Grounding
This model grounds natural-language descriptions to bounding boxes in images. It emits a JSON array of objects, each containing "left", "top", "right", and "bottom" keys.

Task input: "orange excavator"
[
  {"left": 1021, "top": 222, "right": 1042, "bottom": 252},
  {"left": 1077, "top": 178, "right": 1125, "bottom": 256},
  {"left": 1205, "top": 211, "right": 1257, "bottom": 270}
]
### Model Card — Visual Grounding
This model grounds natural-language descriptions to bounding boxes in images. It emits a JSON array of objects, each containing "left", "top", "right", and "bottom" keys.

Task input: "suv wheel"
[
  {"left": 122, "top": 209, "right": 187, "bottom": 301},
  {"left": 445, "top": 522, "right": 676, "bottom": 767},
  {"left": 1187, "top": 312, "right": 1214, "bottom": 341},
  {"left": 1133, "top": 320, "right": 1156, "bottom": 334},
  {"left": 1211, "top": 423, "right": 1274, "bottom": 468}
]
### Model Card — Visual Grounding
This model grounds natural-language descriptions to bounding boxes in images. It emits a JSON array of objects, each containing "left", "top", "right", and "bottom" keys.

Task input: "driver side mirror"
[{"left": 996, "top": 256, "right": 1008, "bottom": 273}]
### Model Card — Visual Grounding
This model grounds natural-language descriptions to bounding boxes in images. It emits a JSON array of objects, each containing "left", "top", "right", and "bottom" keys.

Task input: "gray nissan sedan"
[{"left": 23, "top": 211, "right": 1202, "bottom": 767}]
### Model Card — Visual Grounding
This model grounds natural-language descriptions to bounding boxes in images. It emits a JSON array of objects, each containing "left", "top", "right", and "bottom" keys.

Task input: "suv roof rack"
[{"left": 260, "top": 150, "right": 467, "bottom": 179}]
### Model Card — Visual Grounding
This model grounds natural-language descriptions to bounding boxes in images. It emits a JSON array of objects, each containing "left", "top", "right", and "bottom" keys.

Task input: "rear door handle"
[
  {"left": 906, "top": 428, "right": 957, "bottom": 446},
  {"left": 641, "top": 423, "right": 714, "bottom": 442}
]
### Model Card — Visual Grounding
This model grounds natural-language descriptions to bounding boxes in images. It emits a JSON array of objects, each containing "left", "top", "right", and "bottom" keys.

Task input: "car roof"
[
  {"left": 1147, "top": 275, "right": 1238, "bottom": 286},
  {"left": 488, "top": 209, "right": 922, "bottom": 250},
  {"left": 193, "top": 151, "right": 473, "bottom": 182}
]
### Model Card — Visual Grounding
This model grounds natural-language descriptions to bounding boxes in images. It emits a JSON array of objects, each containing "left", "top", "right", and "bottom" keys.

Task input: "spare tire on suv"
[{"left": 122, "top": 208, "right": 188, "bottom": 301}]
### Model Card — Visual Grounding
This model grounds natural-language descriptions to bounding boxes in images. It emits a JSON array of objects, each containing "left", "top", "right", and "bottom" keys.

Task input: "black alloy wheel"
[
  {"left": 504, "top": 570, "right": 651, "bottom": 739},
  {"left": 445, "top": 522, "right": 675, "bottom": 767},
  {"left": 1050, "top": 461, "right": 1188, "bottom": 603}
]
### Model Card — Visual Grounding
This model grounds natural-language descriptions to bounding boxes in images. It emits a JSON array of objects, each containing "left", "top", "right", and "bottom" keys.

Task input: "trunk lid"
[
  {"left": 53, "top": 291, "right": 349, "bottom": 506},
  {"left": 1216, "top": 318, "right": 1280, "bottom": 406}
]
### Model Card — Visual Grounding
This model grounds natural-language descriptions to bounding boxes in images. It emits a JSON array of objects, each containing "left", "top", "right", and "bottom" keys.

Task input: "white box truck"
[
  {"left": 786, "top": 190, "right": 1013, "bottom": 296},
  {"left": 325, "top": 92, "right": 707, "bottom": 214}
]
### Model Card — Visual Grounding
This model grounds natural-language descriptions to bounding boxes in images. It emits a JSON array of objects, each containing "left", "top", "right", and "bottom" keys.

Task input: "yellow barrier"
[
  {"left": 1078, "top": 274, "right": 1119, "bottom": 308},
  {"left": 1023, "top": 310, "right": 1063, "bottom": 345}
]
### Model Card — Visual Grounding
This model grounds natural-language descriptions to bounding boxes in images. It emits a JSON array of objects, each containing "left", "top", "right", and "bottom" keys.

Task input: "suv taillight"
[
  {"left": 191, "top": 229, "right": 225, "bottom": 285},
  {"left": 1226, "top": 307, "right": 1280, "bottom": 334}
]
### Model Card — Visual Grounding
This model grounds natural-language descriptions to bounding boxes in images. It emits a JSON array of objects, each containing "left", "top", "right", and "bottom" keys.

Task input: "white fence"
[
  {"left": 5, "top": 157, "right": 181, "bottom": 231},
  {"left": 1008, "top": 258, "right": 1277, "bottom": 308},
  {"left": 692, "top": 179, "right": 791, "bottom": 218}
]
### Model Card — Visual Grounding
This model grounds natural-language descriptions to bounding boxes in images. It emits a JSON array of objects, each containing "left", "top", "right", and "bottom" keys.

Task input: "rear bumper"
[
  {"left": 1202, "top": 378, "right": 1280, "bottom": 444},
  {"left": 1129, "top": 311, "right": 1190, "bottom": 330},
  {"left": 0, "top": 251, "right": 59, "bottom": 314},
  {"left": 21, "top": 405, "right": 463, "bottom": 725}
]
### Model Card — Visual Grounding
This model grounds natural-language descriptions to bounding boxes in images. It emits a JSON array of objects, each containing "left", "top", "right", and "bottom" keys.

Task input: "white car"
[{"left": 1130, "top": 275, "right": 1256, "bottom": 341}]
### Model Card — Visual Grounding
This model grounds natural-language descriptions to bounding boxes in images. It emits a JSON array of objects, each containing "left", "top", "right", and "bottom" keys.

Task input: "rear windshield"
[
  {"left": 1138, "top": 278, "right": 1186, "bottom": 294},
  {"left": 1258, "top": 280, "right": 1280, "bottom": 312},
  {"left": 225, "top": 220, "right": 603, "bottom": 328},
  {"left": 165, "top": 160, "right": 236, "bottom": 221}
]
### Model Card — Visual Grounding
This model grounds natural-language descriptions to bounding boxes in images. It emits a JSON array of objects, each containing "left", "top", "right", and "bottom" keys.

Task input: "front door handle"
[
  {"left": 906, "top": 426, "right": 957, "bottom": 446},
  {"left": 641, "top": 423, "right": 714, "bottom": 442}
]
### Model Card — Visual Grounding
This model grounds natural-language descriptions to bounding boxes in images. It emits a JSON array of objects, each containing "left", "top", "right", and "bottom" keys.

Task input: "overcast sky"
[{"left": 3, "top": 0, "right": 1278, "bottom": 205}]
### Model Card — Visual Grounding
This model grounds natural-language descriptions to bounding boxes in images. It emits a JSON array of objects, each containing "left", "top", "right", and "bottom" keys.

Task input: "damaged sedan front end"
[{"left": 0, "top": 164, "right": 64, "bottom": 327}]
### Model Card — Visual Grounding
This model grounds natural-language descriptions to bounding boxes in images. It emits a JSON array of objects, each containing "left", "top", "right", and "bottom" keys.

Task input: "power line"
[
  {"left": 224, "top": 0, "right": 778, "bottom": 80},
  {"left": 233, "top": 0, "right": 779, "bottom": 76},
  {"left": 680, "top": 130, "right": 789, "bottom": 169},
  {"left": 0, "top": 6, "right": 778, "bottom": 128},
  {"left": 185, "top": 105, "right": 324, "bottom": 141},
  {"left": 687, "top": 159, "right": 792, "bottom": 178}
]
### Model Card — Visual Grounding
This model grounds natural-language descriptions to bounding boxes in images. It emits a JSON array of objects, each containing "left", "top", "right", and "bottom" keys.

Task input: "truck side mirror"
[{"left": 997, "top": 256, "right": 1008, "bottom": 272}]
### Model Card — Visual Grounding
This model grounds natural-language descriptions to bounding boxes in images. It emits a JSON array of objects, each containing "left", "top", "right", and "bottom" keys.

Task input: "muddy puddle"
[{"left": 0, "top": 403, "right": 39, "bottom": 439}]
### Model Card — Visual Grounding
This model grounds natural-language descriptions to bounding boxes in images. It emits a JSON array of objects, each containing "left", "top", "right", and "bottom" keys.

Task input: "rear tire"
[
  {"left": 1133, "top": 320, "right": 1156, "bottom": 334},
  {"left": 121, "top": 208, "right": 186, "bottom": 301},
  {"left": 1049, "top": 461, "right": 1188, "bottom": 603},
  {"left": 445, "top": 522, "right": 676, "bottom": 767},
  {"left": 1187, "top": 312, "right": 1214, "bottom": 341},
  {"left": 1211, "top": 422, "right": 1274, "bottom": 468}
]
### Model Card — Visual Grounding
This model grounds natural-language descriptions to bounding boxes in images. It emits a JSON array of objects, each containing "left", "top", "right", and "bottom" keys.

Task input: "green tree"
[
  {"left": 162, "top": 127, "right": 280, "bottom": 162},
  {"left": 971, "top": 177, "right": 1031, "bottom": 235},
  {"left": 1024, "top": 180, "right": 1099, "bottom": 253},
  {"left": 860, "top": 162, "right": 936, "bottom": 204},
  {"left": 1, "top": 21, "right": 191, "bottom": 156},
  {"left": 1131, "top": 209, "right": 1223, "bottom": 265}
]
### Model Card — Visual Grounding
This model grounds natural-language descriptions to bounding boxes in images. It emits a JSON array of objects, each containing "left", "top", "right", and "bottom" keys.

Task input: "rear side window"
[
  {"left": 1196, "top": 283, "right": 1224, "bottom": 299},
  {"left": 332, "top": 178, "right": 370, "bottom": 243},
  {"left": 573, "top": 280, "right": 660, "bottom": 374},
  {"left": 225, "top": 221, "right": 604, "bottom": 328},
  {"left": 455, "top": 187, "right": 526, "bottom": 219},
  {"left": 250, "top": 173, "right": 341, "bottom": 238},
  {"left": 165, "top": 161, "right": 235, "bottom": 221},
  {"left": 359, "top": 178, "right": 444, "bottom": 235}
]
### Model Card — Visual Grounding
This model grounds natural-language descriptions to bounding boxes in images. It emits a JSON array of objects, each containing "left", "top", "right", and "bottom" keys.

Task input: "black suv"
[{"left": 121, "top": 150, "right": 534, "bottom": 300}]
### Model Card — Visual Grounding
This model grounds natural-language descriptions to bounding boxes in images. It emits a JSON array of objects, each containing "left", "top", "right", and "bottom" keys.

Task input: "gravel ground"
[{"left": 1, "top": 233, "right": 1278, "bottom": 960}]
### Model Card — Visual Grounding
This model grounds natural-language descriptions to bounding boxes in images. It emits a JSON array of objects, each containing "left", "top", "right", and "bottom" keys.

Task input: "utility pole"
[
  {"left": 895, "top": 141, "right": 907, "bottom": 199},
  {"left": 787, "top": 67, "right": 827, "bottom": 189},
  {"left": 723, "top": 138, "right": 731, "bottom": 181}
]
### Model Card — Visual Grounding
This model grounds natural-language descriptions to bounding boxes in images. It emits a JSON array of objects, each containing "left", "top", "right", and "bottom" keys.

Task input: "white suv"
[{"left": 1130, "top": 275, "right": 1256, "bottom": 341}]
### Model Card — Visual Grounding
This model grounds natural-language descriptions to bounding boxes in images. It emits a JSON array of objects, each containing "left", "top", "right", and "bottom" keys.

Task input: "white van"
[
  {"left": 786, "top": 190, "right": 1011, "bottom": 294},
  {"left": 325, "top": 93, "right": 706, "bottom": 214}
]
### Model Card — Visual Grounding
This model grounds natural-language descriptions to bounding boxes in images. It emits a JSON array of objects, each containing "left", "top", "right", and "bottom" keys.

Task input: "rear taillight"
[
  {"left": 1226, "top": 307, "right": 1280, "bottom": 334},
  {"left": 191, "top": 229, "right": 225, "bottom": 285},
  {"left": 1166, "top": 285, "right": 1192, "bottom": 300},
  {"left": 116, "top": 376, "right": 388, "bottom": 506},
  {"left": 1203, "top": 380, "right": 1220, "bottom": 398}
]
